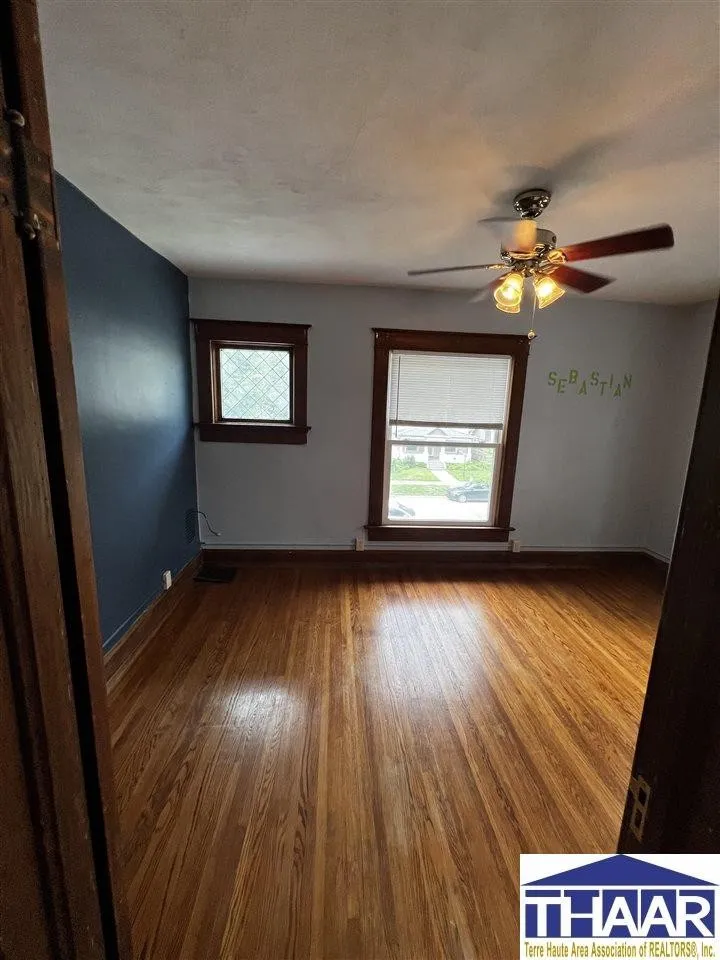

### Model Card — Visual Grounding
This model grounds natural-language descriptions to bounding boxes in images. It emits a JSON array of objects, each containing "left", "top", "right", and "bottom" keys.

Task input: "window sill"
[
  {"left": 197, "top": 423, "right": 310, "bottom": 444},
  {"left": 365, "top": 525, "right": 511, "bottom": 543}
]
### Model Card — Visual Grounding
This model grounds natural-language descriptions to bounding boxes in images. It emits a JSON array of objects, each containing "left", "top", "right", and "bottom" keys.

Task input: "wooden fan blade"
[
  {"left": 407, "top": 263, "right": 506, "bottom": 277},
  {"left": 560, "top": 224, "right": 674, "bottom": 263},
  {"left": 469, "top": 276, "right": 507, "bottom": 302},
  {"left": 550, "top": 264, "right": 614, "bottom": 293}
]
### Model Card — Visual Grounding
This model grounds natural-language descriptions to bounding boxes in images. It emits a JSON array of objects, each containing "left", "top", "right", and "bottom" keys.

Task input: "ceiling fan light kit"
[
  {"left": 533, "top": 273, "right": 565, "bottom": 309},
  {"left": 408, "top": 189, "right": 675, "bottom": 318},
  {"left": 493, "top": 271, "right": 524, "bottom": 312}
]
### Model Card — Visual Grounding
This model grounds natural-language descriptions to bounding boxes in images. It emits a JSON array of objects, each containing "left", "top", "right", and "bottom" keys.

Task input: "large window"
[
  {"left": 194, "top": 320, "right": 310, "bottom": 443},
  {"left": 367, "top": 329, "right": 530, "bottom": 541}
]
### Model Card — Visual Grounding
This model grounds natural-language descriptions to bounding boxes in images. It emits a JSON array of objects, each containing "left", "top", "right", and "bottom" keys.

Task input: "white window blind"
[{"left": 388, "top": 351, "right": 511, "bottom": 427}]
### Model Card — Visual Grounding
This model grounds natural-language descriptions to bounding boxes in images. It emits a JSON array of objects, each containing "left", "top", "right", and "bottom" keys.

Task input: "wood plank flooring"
[{"left": 107, "top": 563, "right": 662, "bottom": 960}]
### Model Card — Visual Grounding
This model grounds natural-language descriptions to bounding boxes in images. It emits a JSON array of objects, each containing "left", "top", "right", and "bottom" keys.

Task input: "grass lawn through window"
[
  {"left": 390, "top": 459, "right": 438, "bottom": 481},
  {"left": 446, "top": 459, "right": 493, "bottom": 484},
  {"left": 390, "top": 484, "right": 448, "bottom": 497}
]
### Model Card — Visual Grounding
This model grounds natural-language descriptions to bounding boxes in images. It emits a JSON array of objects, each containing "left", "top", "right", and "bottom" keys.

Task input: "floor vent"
[{"left": 193, "top": 563, "right": 236, "bottom": 584}]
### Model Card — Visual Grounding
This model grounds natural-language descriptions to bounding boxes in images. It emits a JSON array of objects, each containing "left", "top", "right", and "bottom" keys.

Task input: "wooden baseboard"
[
  {"left": 104, "top": 554, "right": 201, "bottom": 685},
  {"left": 201, "top": 546, "right": 658, "bottom": 571}
]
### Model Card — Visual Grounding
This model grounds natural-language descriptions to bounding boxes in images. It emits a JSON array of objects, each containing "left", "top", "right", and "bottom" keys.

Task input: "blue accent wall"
[{"left": 56, "top": 175, "right": 198, "bottom": 650}]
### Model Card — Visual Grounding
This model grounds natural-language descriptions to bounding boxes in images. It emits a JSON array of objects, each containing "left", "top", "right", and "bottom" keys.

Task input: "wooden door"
[
  {"left": 0, "top": 1, "right": 129, "bottom": 956},
  {"left": 619, "top": 297, "right": 720, "bottom": 852}
]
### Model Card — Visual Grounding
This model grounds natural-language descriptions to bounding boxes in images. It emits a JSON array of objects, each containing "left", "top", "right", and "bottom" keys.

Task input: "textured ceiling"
[{"left": 39, "top": 0, "right": 719, "bottom": 303}]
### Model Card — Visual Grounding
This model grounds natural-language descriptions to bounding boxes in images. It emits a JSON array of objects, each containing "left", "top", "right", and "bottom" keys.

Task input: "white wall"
[
  {"left": 190, "top": 279, "right": 711, "bottom": 552},
  {"left": 642, "top": 300, "right": 714, "bottom": 559}
]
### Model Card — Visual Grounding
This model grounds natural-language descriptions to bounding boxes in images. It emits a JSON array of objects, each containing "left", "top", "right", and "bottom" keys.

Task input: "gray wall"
[
  {"left": 58, "top": 176, "right": 199, "bottom": 649},
  {"left": 642, "top": 300, "right": 714, "bottom": 559},
  {"left": 191, "top": 278, "right": 710, "bottom": 554}
]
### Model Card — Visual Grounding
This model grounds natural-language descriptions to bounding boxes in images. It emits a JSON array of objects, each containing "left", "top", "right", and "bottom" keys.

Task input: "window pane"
[
  {"left": 219, "top": 347, "right": 290, "bottom": 421},
  {"left": 388, "top": 444, "right": 496, "bottom": 524}
]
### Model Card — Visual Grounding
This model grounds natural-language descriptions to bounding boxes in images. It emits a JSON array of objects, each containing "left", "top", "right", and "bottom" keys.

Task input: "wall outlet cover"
[
  {"left": 162, "top": 569, "right": 172, "bottom": 590},
  {"left": 511, "top": 539, "right": 522, "bottom": 553},
  {"left": 355, "top": 535, "right": 365, "bottom": 551}
]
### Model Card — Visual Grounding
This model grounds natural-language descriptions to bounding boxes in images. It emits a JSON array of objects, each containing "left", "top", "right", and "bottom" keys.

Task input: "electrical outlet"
[
  {"left": 511, "top": 539, "right": 521, "bottom": 553},
  {"left": 355, "top": 535, "right": 365, "bottom": 551},
  {"left": 162, "top": 570, "right": 172, "bottom": 590}
]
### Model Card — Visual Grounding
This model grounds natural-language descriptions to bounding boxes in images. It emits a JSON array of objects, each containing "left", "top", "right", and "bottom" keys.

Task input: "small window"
[
  {"left": 367, "top": 328, "right": 530, "bottom": 542},
  {"left": 218, "top": 346, "right": 291, "bottom": 421},
  {"left": 194, "top": 320, "right": 310, "bottom": 443}
]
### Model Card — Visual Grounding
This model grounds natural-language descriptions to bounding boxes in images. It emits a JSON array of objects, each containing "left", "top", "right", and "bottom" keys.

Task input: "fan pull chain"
[{"left": 528, "top": 283, "right": 538, "bottom": 341}]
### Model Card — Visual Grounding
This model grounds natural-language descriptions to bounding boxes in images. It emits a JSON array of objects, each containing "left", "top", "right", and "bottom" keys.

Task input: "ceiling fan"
[{"left": 408, "top": 189, "right": 674, "bottom": 314}]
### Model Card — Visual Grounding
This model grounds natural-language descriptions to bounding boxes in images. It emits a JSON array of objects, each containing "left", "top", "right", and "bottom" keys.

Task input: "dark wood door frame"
[
  {"left": 619, "top": 296, "right": 720, "bottom": 852},
  {"left": 1, "top": 1, "right": 129, "bottom": 956}
]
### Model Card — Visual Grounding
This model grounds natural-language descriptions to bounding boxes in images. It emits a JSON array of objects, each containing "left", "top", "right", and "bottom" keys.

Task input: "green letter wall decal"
[{"left": 545, "top": 369, "right": 633, "bottom": 399}]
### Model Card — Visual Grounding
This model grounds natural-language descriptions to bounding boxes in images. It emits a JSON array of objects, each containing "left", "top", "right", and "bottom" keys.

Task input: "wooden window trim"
[
  {"left": 366, "top": 328, "right": 530, "bottom": 543},
  {"left": 194, "top": 319, "right": 310, "bottom": 444}
]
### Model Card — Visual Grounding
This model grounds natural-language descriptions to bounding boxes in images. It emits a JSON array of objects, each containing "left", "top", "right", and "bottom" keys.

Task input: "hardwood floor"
[{"left": 107, "top": 563, "right": 662, "bottom": 960}]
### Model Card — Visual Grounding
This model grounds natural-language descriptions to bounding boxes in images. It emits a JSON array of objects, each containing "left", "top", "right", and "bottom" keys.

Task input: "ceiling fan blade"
[
  {"left": 549, "top": 264, "right": 614, "bottom": 293},
  {"left": 407, "top": 263, "right": 506, "bottom": 277},
  {"left": 560, "top": 224, "right": 674, "bottom": 263},
  {"left": 469, "top": 276, "right": 507, "bottom": 302}
]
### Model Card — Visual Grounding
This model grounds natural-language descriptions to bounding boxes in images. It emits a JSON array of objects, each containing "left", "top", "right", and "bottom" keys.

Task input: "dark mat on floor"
[{"left": 193, "top": 563, "right": 236, "bottom": 584}]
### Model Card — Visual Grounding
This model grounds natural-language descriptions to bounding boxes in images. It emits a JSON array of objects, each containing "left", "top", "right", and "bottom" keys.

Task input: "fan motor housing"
[{"left": 502, "top": 226, "right": 557, "bottom": 261}]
